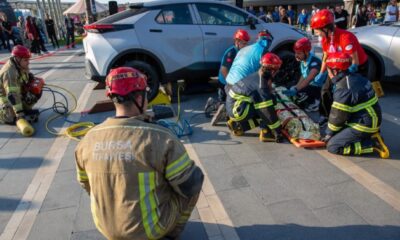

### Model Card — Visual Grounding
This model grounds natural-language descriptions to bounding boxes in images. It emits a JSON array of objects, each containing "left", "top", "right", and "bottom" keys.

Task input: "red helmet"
[
  {"left": 260, "top": 53, "right": 282, "bottom": 71},
  {"left": 258, "top": 29, "right": 274, "bottom": 41},
  {"left": 11, "top": 45, "right": 31, "bottom": 59},
  {"left": 310, "top": 9, "right": 334, "bottom": 29},
  {"left": 234, "top": 29, "right": 250, "bottom": 42},
  {"left": 105, "top": 67, "right": 147, "bottom": 97},
  {"left": 293, "top": 37, "right": 312, "bottom": 52},
  {"left": 326, "top": 52, "right": 352, "bottom": 70}
]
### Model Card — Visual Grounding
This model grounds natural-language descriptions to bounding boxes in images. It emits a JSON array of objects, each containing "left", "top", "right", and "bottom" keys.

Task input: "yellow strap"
[{"left": 232, "top": 100, "right": 250, "bottom": 121}]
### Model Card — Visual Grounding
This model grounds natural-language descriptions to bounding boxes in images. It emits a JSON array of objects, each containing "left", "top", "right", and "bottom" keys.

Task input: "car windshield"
[{"left": 96, "top": 7, "right": 148, "bottom": 24}]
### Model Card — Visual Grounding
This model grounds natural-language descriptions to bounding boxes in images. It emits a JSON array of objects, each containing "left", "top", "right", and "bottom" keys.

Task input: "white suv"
[{"left": 84, "top": 0, "right": 306, "bottom": 100}]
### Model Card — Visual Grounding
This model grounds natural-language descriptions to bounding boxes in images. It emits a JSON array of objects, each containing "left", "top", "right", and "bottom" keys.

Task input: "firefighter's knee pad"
[{"left": 226, "top": 119, "right": 244, "bottom": 136}]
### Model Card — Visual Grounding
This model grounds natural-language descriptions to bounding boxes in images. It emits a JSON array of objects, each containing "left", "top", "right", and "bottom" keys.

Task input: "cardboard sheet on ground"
[{"left": 275, "top": 87, "right": 325, "bottom": 148}]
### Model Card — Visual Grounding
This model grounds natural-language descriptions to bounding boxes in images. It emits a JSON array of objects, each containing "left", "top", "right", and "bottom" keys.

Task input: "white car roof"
[{"left": 132, "top": 0, "right": 232, "bottom": 7}]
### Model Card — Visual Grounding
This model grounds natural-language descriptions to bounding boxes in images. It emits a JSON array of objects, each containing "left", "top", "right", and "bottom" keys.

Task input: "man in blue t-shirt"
[
  {"left": 297, "top": 9, "right": 309, "bottom": 31},
  {"left": 283, "top": 37, "right": 324, "bottom": 112}
]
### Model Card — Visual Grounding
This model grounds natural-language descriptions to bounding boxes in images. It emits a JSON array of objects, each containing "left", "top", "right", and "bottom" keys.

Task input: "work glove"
[
  {"left": 321, "top": 135, "right": 332, "bottom": 143},
  {"left": 310, "top": 72, "right": 328, "bottom": 87},
  {"left": 282, "top": 86, "right": 298, "bottom": 97},
  {"left": 348, "top": 64, "right": 358, "bottom": 73}
]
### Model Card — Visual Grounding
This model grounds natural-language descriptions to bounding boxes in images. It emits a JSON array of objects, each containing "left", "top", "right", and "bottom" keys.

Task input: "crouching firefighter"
[
  {"left": 0, "top": 45, "right": 43, "bottom": 136},
  {"left": 75, "top": 67, "right": 204, "bottom": 240},
  {"left": 226, "top": 53, "right": 284, "bottom": 143},
  {"left": 322, "top": 52, "right": 389, "bottom": 159}
]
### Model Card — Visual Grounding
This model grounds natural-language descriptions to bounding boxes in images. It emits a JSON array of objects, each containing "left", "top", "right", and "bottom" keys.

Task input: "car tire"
[
  {"left": 366, "top": 54, "right": 378, "bottom": 82},
  {"left": 124, "top": 60, "right": 160, "bottom": 102},
  {"left": 274, "top": 50, "right": 300, "bottom": 88}
]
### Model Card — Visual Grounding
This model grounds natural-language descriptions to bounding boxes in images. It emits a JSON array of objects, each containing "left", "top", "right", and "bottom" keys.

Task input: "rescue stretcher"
[{"left": 275, "top": 87, "right": 326, "bottom": 148}]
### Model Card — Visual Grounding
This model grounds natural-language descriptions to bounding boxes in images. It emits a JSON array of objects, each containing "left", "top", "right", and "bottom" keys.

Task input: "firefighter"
[
  {"left": 206, "top": 29, "right": 250, "bottom": 126},
  {"left": 310, "top": 9, "right": 371, "bottom": 126},
  {"left": 208, "top": 30, "right": 273, "bottom": 126},
  {"left": 226, "top": 53, "right": 284, "bottom": 143},
  {"left": 0, "top": 45, "right": 42, "bottom": 125},
  {"left": 282, "top": 37, "right": 324, "bottom": 112},
  {"left": 322, "top": 52, "right": 389, "bottom": 159},
  {"left": 75, "top": 67, "right": 204, "bottom": 240}
]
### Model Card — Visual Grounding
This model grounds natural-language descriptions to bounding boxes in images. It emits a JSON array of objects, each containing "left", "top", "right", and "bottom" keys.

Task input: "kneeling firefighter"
[
  {"left": 226, "top": 53, "right": 284, "bottom": 143},
  {"left": 0, "top": 45, "right": 44, "bottom": 136},
  {"left": 322, "top": 52, "right": 389, "bottom": 159}
]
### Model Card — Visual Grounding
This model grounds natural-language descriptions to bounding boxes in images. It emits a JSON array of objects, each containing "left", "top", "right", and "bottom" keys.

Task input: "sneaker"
[
  {"left": 211, "top": 103, "right": 227, "bottom": 126},
  {"left": 371, "top": 133, "right": 390, "bottom": 159},
  {"left": 305, "top": 99, "right": 320, "bottom": 112},
  {"left": 227, "top": 119, "right": 244, "bottom": 136},
  {"left": 204, "top": 97, "right": 217, "bottom": 118},
  {"left": 259, "top": 129, "right": 276, "bottom": 142},
  {"left": 318, "top": 116, "right": 328, "bottom": 127}
]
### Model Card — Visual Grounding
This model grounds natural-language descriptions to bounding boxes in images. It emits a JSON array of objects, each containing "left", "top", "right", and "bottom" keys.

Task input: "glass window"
[
  {"left": 196, "top": 3, "right": 247, "bottom": 25},
  {"left": 155, "top": 4, "right": 192, "bottom": 24}
]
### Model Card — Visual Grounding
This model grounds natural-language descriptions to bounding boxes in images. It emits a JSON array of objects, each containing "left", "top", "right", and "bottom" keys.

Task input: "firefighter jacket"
[
  {"left": 327, "top": 72, "right": 381, "bottom": 136},
  {"left": 226, "top": 72, "right": 281, "bottom": 131},
  {"left": 75, "top": 115, "right": 203, "bottom": 240},
  {"left": 0, "top": 59, "right": 30, "bottom": 118}
]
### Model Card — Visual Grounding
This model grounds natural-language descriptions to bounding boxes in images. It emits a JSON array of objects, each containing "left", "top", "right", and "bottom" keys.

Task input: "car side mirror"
[{"left": 247, "top": 16, "right": 256, "bottom": 30}]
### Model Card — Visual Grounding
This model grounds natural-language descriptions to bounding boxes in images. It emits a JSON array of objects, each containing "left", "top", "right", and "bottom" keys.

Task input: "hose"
[
  {"left": 156, "top": 83, "right": 193, "bottom": 138},
  {"left": 43, "top": 84, "right": 96, "bottom": 141}
]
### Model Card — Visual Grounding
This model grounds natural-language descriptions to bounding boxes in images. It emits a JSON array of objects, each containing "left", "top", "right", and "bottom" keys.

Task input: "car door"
[
  {"left": 192, "top": 3, "right": 262, "bottom": 66},
  {"left": 387, "top": 26, "right": 400, "bottom": 77},
  {"left": 135, "top": 4, "right": 204, "bottom": 74}
]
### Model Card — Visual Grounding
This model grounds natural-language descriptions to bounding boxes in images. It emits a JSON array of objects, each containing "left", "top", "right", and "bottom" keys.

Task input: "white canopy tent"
[{"left": 63, "top": 0, "right": 108, "bottom": 15}]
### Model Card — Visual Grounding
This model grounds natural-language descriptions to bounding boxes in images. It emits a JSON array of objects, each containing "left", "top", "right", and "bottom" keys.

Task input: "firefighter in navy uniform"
[
  {"left": 0, "top": 45, "right": 42, "bottom": 125},
  {"left": 226, "top": 53, "right": 284, "bottom": 143},
  {"left": 75, "top": 67, "right": 204, "bottom": 240},
  {"left": 322, "top": 52, "right": 389, "bottom": 159}
]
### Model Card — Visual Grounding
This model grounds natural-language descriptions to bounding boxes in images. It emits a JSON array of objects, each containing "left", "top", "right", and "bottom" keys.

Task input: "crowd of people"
[
  {"left": 248, "top": 0, "right": 400, "bottom": 31},
  {"left": 0, "top": 12, "right": 77, "bottom": 55}
]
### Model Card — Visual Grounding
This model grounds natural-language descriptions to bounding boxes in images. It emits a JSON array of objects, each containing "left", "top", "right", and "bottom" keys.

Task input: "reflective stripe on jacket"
[
  {"left": 327, "top": 73, "right": 381, "bottom": 135},
  {"left": 75, "top": 116, "right": 200, "bottom": 240}
]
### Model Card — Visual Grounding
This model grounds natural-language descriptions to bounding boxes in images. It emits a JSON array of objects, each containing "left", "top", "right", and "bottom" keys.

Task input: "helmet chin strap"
[{"left": 132, "top": 91, "right": 146, "bottom": 114}]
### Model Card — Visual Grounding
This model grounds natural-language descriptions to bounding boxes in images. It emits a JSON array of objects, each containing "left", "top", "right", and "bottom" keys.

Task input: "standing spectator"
[
  {"left": 334, "top": 4, "right": 349, "bottom": 29},
  {"left": 297, "top": 9, "right": 308, "bottom": 31},
  {"left": 257, "top": 6, "right": 265, "bottom": 17},
  {"left": 384, "top": 0, "right": 399, "bottom": 23},
  {"left": 280, "top": 8, "right": 291, "bottom": 25},
  {"left": 311, "top": 5, "right": 320, "bottom": 35},
  {"left": 367, "top": 4, "right": 377, "bottom": 25},
  {"left": 45, "top": 14, "right": 59, "bottom": 49},
  {"left": 0, "top": 18, "right": 6, "bottom": 50},
  {"left": 32, "top": 17, "right": 48, "bottom": 53},
  {"left": 259, "top": 10, "right": 273, "bottom": 23},
  {"left": 1, "top": 15, "right": 16, "bottom": 51},
  {"left": 353, "top": 5, "right": 369, "bottom": 28},
  {"left": 25, "top": 16, "right": 40, "bottom": 55},
  {"left": 247, "top": 5, "right": 256, "bottom": 15},
  {"left": 287, "top": 5, "right": 296, "bottom": 25},
  {"left": 65, "top": 15, "right": 75, "bottom": 48},
  {"left": 17, "top": 16, "right": 29, "bottom": 48},
  {"left": 272, "top": 6, "right": 280, "bottom": 22}
]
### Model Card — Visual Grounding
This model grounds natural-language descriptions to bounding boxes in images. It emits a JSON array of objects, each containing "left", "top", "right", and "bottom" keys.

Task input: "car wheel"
[
  {"left": 274, "top": 50, "right": 300, "bottom": 88},
  {"left": 124, "top": 60, "right": 160, "bottom": 102},
  {"left": 366, "top": 54, "right": 378, "bottom": 82}
]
